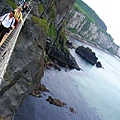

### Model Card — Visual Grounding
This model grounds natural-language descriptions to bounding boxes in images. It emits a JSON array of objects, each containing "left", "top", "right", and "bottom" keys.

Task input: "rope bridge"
[{"left": 0, "top": 9, "right": 32, "bottom": 89}]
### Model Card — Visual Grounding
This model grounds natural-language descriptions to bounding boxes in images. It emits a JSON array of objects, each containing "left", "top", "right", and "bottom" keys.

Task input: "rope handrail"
[{"left": 0, "top": 8, "right": 32, "bottom": 88}]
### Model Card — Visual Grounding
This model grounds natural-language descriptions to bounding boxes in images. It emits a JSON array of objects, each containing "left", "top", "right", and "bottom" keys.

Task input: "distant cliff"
[
  {"left": 67, "top": 3, "right": 120, "bottom": 58},
  {"left": 75, "top": 0, "right": 107, "bottom": 31}
]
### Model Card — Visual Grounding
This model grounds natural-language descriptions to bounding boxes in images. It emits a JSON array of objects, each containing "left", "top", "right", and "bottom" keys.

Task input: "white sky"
[{"left": 82, "top": 0, "right": 120, "bottom": 46}]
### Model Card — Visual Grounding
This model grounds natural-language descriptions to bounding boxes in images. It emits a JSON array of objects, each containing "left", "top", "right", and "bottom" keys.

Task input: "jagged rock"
[
  {"left": 45, "top": 61, "right": 54, "bottom": 70},
  {"left": 30, "top": 84, "right": 49, "bottom": 97},
  {"left": 39, "top": 84, "right": 49, "bottom": 92},
  {"left": 30, "top": 89, "right": 41, "bottom": 98},
  {"left": 46, "top": 96, "right": 66, "bottom": 107},
  {"left": 47, "top": 47, "right": 80, "bottom": 70},
  {"left": 69, "top": 106, "right": 76, "bottom": 114},
  {"left": 54, "top": 64, "right": 61, "bottom": 71},
  {"left": 66, "top": 40, "right": 74, "bottom": 49},
  {"left": 45, "top": 61, "right": 61, "bottom": 71},
  {"left": 96, "top": 61, "right": 103, "bottom": 68},
  {"left": 75, "top": 46, "right": 98, "bottom": 65}
]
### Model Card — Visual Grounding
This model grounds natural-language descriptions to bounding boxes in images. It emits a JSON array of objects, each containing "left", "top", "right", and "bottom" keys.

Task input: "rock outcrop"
[
  {"left": 75, "top": 46, "right": 98, "bottom": 65},
  {"left": 46, "top": 96, "right": 66, "bottom": 107},
  {"left": 96, "top": 61, "right": 103, "bottom": 68},
  {"left": 46, "top": 45, "right": 80, "bottom": 70}
]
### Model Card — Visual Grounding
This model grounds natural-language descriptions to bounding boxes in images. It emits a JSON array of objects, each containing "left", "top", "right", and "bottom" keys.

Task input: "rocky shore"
[{"left": 30, "top": 82, "right": 76, "bottom": 114}]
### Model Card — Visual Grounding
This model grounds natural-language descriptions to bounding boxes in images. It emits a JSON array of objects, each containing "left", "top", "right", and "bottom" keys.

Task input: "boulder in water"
[
  {"left": 75, "top": 46, "right": 98, "bottom": 65},
  {"left": 96, "top": 61, "right": 103, "bottom": 68},
  {"left": 69, "top": 106, "right": 76, "bottom": 114},
  {"left": 46, "top": 96, "right": 66, "bottom": 107}
]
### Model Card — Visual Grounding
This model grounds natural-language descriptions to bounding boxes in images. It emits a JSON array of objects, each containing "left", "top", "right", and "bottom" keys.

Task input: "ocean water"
[{"left": 14, "top": 39, "right": 120, "bottom": 120}]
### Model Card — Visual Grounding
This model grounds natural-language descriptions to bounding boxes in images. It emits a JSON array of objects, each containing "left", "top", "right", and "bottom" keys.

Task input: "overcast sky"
[{"left": 82, "top": 0, "right": 120, "bottom": 46}]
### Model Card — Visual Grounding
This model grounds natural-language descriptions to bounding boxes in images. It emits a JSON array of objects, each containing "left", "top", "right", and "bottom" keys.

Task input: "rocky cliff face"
[
  {"left": 67, "top": 10, "right": 120, "bottom": 58},
  {"left": 0, "top": 0, "right": 75, "bottom": 119}
]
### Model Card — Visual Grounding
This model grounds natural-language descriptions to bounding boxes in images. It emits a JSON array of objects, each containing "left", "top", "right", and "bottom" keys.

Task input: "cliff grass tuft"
[
  {"left": 47, "top": 5, "right": 56, "bottom": 22},
  {"left": 59, "top": 27, "right": 67, "bottom": 48},
  {"left": 47, "top": 23, "right": 56, "bottom": 39},
  {"left": 6, "top": 0, "right": 16, "bottom": 9},
  {"left": 38, "top": 4, "right": 44, "bottom": 14},
  {"left": 32, "top": 16, "right": 48, "bottom": 31}
]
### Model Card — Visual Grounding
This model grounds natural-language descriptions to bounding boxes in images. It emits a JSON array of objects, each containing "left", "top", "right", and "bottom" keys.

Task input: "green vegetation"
[
  {"left": 6, "top": 0, "right": 16, "bottom": 9},
  {"left": 74, "top": 2, "right": 95, "bottom": 24},
  {"left": 107, "top": 47, "right": 115, "bottom": 54},
  {"left": 47, "top": 23, "right": 56, "bottom": 39},
  {"left": 67, "top": 28, "right": 77, "bottom": 34},
  {"left": 32, "top": 16, "right": 57, "bottom": 39},
  {"left": 38, "top": 4, "right": 44, "bottom": 14},
  {"left": 33, "top": 1, "right": 69, "bottom": 59},
  {"left": 47, "top": 4, "right": 56, "bottom": 22},
  {"left": 57, "top": 27, "right": 68, "bottom": 49},
  {"left": 32, "top": 16, "right": 48, "bottom": 31},
  {"left": 74, "top": 0, "right": 106, "bottom": 31}
]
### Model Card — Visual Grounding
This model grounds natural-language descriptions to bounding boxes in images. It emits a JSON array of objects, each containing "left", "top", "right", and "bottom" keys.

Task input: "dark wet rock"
[
  {"left": 39, "top": 84, "right": 49, "bottom": 92},
  {"left": 45, "top": 61, "right": 54, "bottom": 70},
  {"left": 75, "top": 46, "right": 98, "bottom": 65},
  {"left": 96, "top": 61, "right": 103, "bottom": 68},
  {"left": 47, "top": 47, "right": 81, "bottom": 70},
  {"left": 30, "top": 89, "right": 41, "bottom": 98},
  {"left": 69, "top": 106, "right": 76, "bottom": 114},
  {"left": 30, "top": 84, "right": 49, "bottom": 97},
  {"left": 46, "top": 96, "right": 66, "bottom": 107},
  {"left": 54, "top": 64, "right": 61, "bottom": 71},
  {"left": 66, "top": 40, "right": 74, "bottom": 49},
  {"left": 65, "top": 65, "right": 69, "bottom": 72},
  {"left": 45, "top": 61, "right": 61, "bottom": 71}
]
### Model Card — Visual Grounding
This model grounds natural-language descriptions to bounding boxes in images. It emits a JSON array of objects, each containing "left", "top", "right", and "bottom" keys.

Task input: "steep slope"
[{"left": 0, "top": 0, "right": 75, "bottom": 119}]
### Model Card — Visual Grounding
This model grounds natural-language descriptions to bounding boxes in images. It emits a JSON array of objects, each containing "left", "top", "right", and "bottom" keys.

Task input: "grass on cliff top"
[
  {"left": 73, "top": 1, "right": 113, "bottom": 40},
  {"left": 6, "top": 0, "right": 16, "bottom": 9},
  {"left": 74, "top": 1, "right": 106, "bottom": 31},
  {"left": 74, "top": 0, "right": 105, "bottom": 26},
  {"left": 74, "top": 2, "right": 95, "bottom": 24}
]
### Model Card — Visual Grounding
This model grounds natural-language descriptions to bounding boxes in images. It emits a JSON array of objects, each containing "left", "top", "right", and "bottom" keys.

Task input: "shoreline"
[{"left": 66, "top": 31, "right": 120, "bottom": 60}]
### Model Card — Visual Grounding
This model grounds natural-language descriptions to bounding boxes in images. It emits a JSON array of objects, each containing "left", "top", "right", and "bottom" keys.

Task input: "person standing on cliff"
[{"left": 0, "top": 11, "right": 15, "bottom": 42}]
